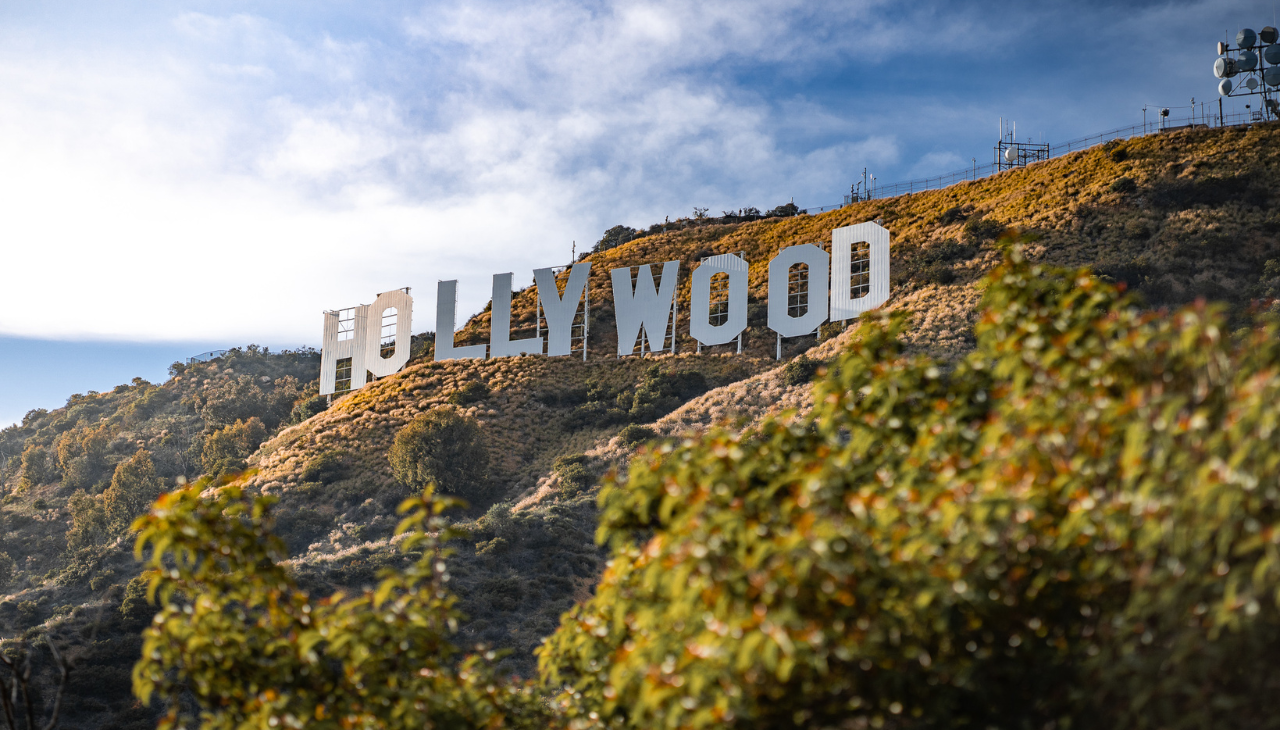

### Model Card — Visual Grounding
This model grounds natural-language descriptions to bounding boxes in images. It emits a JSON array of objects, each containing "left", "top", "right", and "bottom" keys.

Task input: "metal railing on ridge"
[{"left": 801, "top": 110, "right": 1265, "bottom": 211}]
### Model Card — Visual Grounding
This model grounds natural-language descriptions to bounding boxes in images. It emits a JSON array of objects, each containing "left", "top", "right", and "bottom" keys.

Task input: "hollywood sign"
[{"left": 319, "top": 222, "right": 889, "bottom": 396}]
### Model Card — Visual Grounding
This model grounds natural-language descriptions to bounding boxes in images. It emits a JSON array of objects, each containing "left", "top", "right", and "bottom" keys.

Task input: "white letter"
[
  {"left": 364, "top": 289, "right": 414, "bottom": 378},
  {"left": 490, "top": 273, "right": 542, "bottom": 357},
  {"left": 320, "top": 304, "right": 369, "bottom": 395},
  {"left": 689, "top": 254, "right": 747, "bottom": 346},
  {"left": 434, "top": 280, "right": 487, "bottom": 361},
  {"left": 768, "top": 244, "right": 829, "bottom": 338},
  {"left": 611, "top": 261, "right": 679, "bottom": 356},
  {"left": 830, "top": 222, "right": 890, "bottom": 321},
  {"left": 535, "top": 263, "right": 591, "bottom": 357}
]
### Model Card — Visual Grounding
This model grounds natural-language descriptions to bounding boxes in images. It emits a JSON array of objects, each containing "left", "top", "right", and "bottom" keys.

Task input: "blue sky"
[{"left": 0, "top": 0, "right": 1270, "bottom": 426}]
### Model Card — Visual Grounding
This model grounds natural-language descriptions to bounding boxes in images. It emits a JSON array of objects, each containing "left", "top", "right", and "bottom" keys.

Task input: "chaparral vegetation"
[{"left": 0, "top": 124, "right": 1279, "bottom": 727}]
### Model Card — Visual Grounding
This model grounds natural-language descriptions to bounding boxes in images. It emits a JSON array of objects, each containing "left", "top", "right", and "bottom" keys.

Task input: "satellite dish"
[
  {"left": 1265, "top": 66, "right": 1280, "bottom": 86},
  {"left": 1215, "top": 57, "right": 1240, "bottom": 78},
  {"left": 1262, "top": 26, "right": 1279, "bottom": 44},
  {"left": 1004, "top": 147, "right": 1017, "bottom": 163},
  {"left": 1238, "top": 28, "right": 1258, "bottom": 48},
  {"left": 1239, "top": 49, "right": 1260, "bottom": 70},
  {"left": 1220, "top": 78, "right": 1235, "bottom": 95},
  {"left": 1246, "top": 76, "right": 1260, "bottom": 90},
  {"left": 1265, "top": 44, "right": 1280, "bottom": 64}
]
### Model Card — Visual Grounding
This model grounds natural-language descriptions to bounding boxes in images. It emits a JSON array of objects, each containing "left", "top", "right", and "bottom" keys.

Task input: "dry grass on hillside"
[
  {"left": 257, "top": 124, "right": 1280, "bottom": 514},
  {"left": 246, "top": 351, "right": 774, "bottom": 504}
]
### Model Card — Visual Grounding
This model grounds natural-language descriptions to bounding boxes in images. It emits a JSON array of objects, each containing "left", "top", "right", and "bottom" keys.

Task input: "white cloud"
[
  {"left": 15, "top": 0, "right": 1198, "bottom": 346},
  {"left": 0, "top": 1, "right": 914, "bottom": 347}
]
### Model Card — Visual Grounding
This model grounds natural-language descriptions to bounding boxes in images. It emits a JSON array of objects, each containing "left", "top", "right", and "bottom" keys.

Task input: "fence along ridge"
[{"left": 803, "top": 110, "right": 1258, "bottom": 210}]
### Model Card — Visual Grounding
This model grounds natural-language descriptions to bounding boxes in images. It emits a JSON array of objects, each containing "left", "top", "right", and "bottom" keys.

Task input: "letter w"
[{"left": 610, "top": 261, "right": 679, "bottom": 356}]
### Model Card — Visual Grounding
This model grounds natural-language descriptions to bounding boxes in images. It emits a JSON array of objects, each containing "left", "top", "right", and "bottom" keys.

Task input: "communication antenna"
[
  {"left": 1215, "top": 23, "right": 1280, "bottom": 121},
  {"left": 993, "top": 118, "right": 1049, "bottom": 171}
]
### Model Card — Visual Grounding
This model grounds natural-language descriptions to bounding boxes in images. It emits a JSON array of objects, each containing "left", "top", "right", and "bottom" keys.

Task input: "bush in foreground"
[
  {"left": 131, "top": 483, "right": 549, "bottom": 729},
  {"left": 539, "top": 245, "right": 1280, "bottom": 729}
]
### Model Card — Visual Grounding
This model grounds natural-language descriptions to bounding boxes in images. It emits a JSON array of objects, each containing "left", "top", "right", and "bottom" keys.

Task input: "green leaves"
[
  {"left": 539, "top": 243, "right": 1280, "bottom": 729},
  {"left": 131, "top": 481, "right": 548, "bottom": 729}
]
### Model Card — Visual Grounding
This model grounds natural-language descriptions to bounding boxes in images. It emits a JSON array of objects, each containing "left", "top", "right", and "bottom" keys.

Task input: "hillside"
[{"left": 0, "top": 121, "right": 1278, "bottom": 727}]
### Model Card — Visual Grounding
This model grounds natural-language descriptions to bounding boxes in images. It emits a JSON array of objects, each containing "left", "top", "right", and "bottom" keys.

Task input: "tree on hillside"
[
  {"left": 17, "top": 444, "right": 51, "bottom": 492},
  {"left": 200, "top": 417, "right": 268, "bottom": 478},
  {"left": 189, "top": 374, "right": 301, "bottom": 429},
  {"left": 538, "top": 243, "right": 1280, "bottom": 730},
  {"left": 57, "top": 425, "right": 110, "bottom": 490},
  {"left": 103, "top": 450, "right": 163, "bottom": 532},
  {"left": 592, "top": 225, "right": 638, "bottom": 255},
  {"left": 66, "top": 490, "right": 109, "bottom": 550},
  {"left": 389, "top": 409, "right": 491, "bottom": 505},
  {"left": 130, "top": 483, "right": 549, "bottom": 729}
]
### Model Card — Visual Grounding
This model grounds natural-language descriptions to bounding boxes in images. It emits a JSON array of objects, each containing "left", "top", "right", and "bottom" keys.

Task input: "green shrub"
[
  {"left": 119, "top": 574, "right": 155, "bottom": 628},
  {"left": 18, "top": 444, "right": 50, "bottom": 492},
  {"left": 276, "top": 508, "right": 333, "bottom": 554},
  {"left": 300, "top": 451, "right": 346, "bottom": 483},
  {"left": 938, "top": 205, "right": 969, "bottom": 224},
  {"left": 540, "top": 245, "right": 1280, "bottom": 729},
  {"left": 556, "top": 465, "right": 592, "bottom": 496},
  {"left": 593, "top": 225, "right": 639, "bottom": 254},
  {"left": 103, "top": 450, "right": 163, "bottom": 532},
  {"left": 1110, "top": 176, "right": 1137, "bottom": 194},
  {"left": 891, "top": 239, "right": 979, "bottom": 288},
  {"left": 818, "top": 319, "right": 851, "bottom": 340},
  {"left": 475, "top": 537, "right": 510, "bottom": 555},
  {"left": 962, "top": 215, "right": 1004, "bottom": 244},
  {"left": 763, "top": 202, "right": 800, "bottom": 218},
  {"left": 200, "top": 418, "right": 267, "bottom": 478},
  {"left": 922, "top": 262, "right": 957, "bottom": 284},
  {"left": 57, "top": 425, "right": 110, "bottom": 489},
  {"left": 131, "top": 484, "right": 549, "bottom": 728},
  {"left": 448, "top": 380, "right": 490, "bottom": 405},
  {"left": 389, "top": 408, "right": 491, "bottom": 504},
  {"left": 57, "top": 546, "right": 108, "bottom": 587},
  {"left": 781, "top": 354, "right": 823, "bottom": 386},
  {"left": 552, "top": 454, "right": 588, "bottom": 472},
  {"left": 617, "top": 425, "right": 656, "bottom": 447},
  {"left": 0, "top": 552, "right": 14, "bottom": 587},
  {"left": 623, "top": 367, "right": 708, "bottom": 422},
  {"left": 553, "top": 455, "right": 594, "bottom": 496},
  {"left": 189, "top": 374, "right": 300, "bottom": 429},
  {"left": 15, "top": 601, "right": 38, "bottom": 628},
  {"left": 88, "top": 569, "right": 115, "bottom": 592},
  {"left": 290, "top": 394, "right": 328, "bottom": 424},
  {"left": 66, "top": 489, "right": 109, "bottom": 550},
  {"left": 570, "top": 368, "right": 710, "bottom": 430}
]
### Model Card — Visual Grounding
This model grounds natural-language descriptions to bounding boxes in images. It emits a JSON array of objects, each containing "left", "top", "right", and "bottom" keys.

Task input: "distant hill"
[{"left": 1, "top": 122, "right": 1279, "bottom": 727}]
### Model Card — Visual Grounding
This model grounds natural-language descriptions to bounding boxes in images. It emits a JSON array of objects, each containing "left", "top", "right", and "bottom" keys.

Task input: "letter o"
[
  {"left": 365, "top": 289, "right": 413, "bottom": 377},
  {"left": 690, "top": 255, "right": 748, "bottom": 346},
  {"left": 767, "top": 244, "right": 829, "bottom": 338}
]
